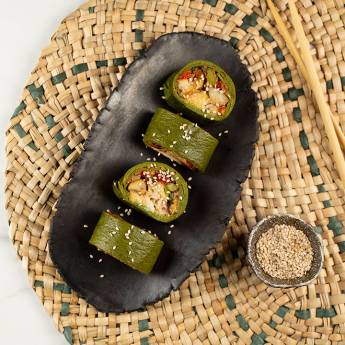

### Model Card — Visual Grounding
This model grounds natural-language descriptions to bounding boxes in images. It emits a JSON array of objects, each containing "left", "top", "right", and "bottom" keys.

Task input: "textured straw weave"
[{"left": 5, "top": 0, "right": 345, "bottom": 344}]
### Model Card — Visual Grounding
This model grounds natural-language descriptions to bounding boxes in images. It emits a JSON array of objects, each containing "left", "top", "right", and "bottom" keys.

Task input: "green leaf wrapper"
[
  {"left": 143, "top": 108, "right": 219, "bottom": 172},
  {"left": 163, "top": 60, "right": 236, "bottom": 122},
  {"left": 113, "top": 162, "right": 188, "bottom": 223},
  {"left": 89, "top": 211, "right": 164, "bottom": 274}
]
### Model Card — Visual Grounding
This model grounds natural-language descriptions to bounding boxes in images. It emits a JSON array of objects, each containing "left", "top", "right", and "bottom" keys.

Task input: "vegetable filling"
[
  {"left": 176, "top": 66, "right": 231, "bottom": 117},
  {"left": 127, "top": 168, "right": 181, "bottom": 216}
]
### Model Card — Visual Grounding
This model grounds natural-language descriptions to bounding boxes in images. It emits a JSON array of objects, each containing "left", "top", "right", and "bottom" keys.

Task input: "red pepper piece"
[{"left": 178, "top": 70, "right": 193, "bottom": 80}]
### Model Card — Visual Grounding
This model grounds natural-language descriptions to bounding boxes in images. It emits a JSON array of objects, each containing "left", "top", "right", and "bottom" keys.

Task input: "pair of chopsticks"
[{"left": 266, "top": 0, "right": 345, "bottom": 189}]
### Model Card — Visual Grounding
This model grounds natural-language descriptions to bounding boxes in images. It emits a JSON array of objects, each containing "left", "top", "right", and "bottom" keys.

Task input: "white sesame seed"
[
  {"left": 169, "top": 145, "right": 174, "bottom": 148},
  {"left": 188, "top": 177, "right": 192, "bottom": 181},
  {"left": 153, "top": 157, "right": 156, "bottom": 161},
  {"left": 117, "top": 206, "right": 121, "bottom": 210},
  {"left": 89, "top": 254, "right": 93, "bottom": 259},
  {"left": 168, "top": 129, "right": 171, "bottom": 134},
  {"left": 131, "top": 225, "right": 134, "bottom": 229},
  {"left": 188, "top": 185, "right": 192, "bottom": 189},
  {"left": 129, "top": 241, "right": 133, "bottom": 245},
  {"left": 141, "top": 133, "right": 144, "bottom": 137},
  {"left": 168, "top": 230, "right": 172, "bottom": 235},
  {"left": 185, "top": 150, "right": 188, "bottom": 154},
  {"left": 211, "top": 118, "right": 214, "bottom": 120},
  {"left": 157, "top": 152, "right": 161, "bottom": 156},
  {"left": 159, "top": 87, "right": 164, "bottom": 90},
  {"left": 146, "top": 158, "right": 151, "bottom": 161},
  {"left": 152, "top": 133, "right": 156, "bottom": 137},
  {"left": 179, "top": 196, "right": 183, "bottom": 200},
  {"left": 173, "top": 141, "right": 177, "bottom": 144},
  {"left": 170, "top": 224, "right": 175, "bottom": 228},
  {"left": 128, "top": 250, "right": 132, "bottom": 255},
  {"left": 83, "top": 224, "right": 88, "bottom": 228},
  {"left": 141, "top": 230, "right": 145, "bottom": 234},
  {"left": 162, "top": 96, "right": 166, "bottom": 99},
  {"left": 140, "top": 152, "right": 143, "bottom": 156},
  {"left": 120, "top": 213, "right": 124, "bottom": 217},
  {"left": 173, "top": 163, "right": 176, "bottom": 167},
  {"left": 112, "top": 246, "right": 116, "bottom": 250},
  {"left": 100, "top": 274, "right": 104, "bottom": 278},
  {"left": 218, "top": 133, "right": 222, "bottom": 137},
  {"left": 131, "top": 258, "right": 134, "bottom": 262},
  {"left": 99, "top": 258, "right": 103, "bottom": 263},
  {"left": 224, "top": 130, "right": 229, "bottom": 134}
]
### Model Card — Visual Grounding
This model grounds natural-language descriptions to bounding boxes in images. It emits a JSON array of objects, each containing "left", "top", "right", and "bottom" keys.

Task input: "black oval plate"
[{"left": 50, "top": 32, "right": 258, "bottom": 313}]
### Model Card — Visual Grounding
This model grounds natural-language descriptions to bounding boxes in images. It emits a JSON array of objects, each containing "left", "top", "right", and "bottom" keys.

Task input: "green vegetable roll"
[
  {"left": 113, "top": 162, "right": 188, "bottom": 223},
  {"left": 89, "top": 211, "right": 163, "bottom": 274},
  {"left": 163, "top": 60, "right": 236, "bottom": 122},
  {"left": 143, "top": 108, "right": 219, "bottom": 172}
]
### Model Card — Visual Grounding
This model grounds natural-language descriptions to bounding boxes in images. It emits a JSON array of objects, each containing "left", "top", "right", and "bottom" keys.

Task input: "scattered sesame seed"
[
  {"left": 131, "top": 225, "right": 134, "bottom": 229},
  {"left": 89, "top": 254, "right": 93, "bottom": 259},
  {"left": 100, "top": 274, "right": 104, "bottom": 278},
  {"left": 146, "top": 158, "right": 151, "bottom": 161},
  {"left": 128, "top": 250, "right": 132, "bottom": 255},
  {"left": 188, "top": 185, "right": 192, "bottom": 189},
  {"left": 224, "top": 130, "right": 229, "bottom": 134},
  {"left": 141, "top": 230, "right": 145, "bottom": 234},
  {"left": 188, "top": 177, "right": 192, "bottom": 181},
  {"left": 173, "top": 163, "right": 176, "bottom": 167},
  {"left": 159, "top": 87, "right": 164, "bottom": 90},
  {"left": 157, "top": 152, "right": 161, "bottom": 156},
  {"left": 141, "top": 133, "right": 144, "bottom": 137},
  {"left": 168, "top": 230, "right": 172, "bottom": 235},
  {"left": 129, "top": 241, "right": 133, "bottom": 245},
  {"left": 173, "top": 141, "right": 177, "bottom": 144},
  {"left": 112, "top": 246, "right": 116, "bottom": 250},
  {"left": 185, "top": 150, "right": 188, "bottom": 154},
  {"left": 117, "top": 206, "right": 121, "bottom": 210},
  {"left": 168, "top": 129, "right": 171, "bottom": 134},
  {"left": 120, "top": 213, "right": 124, "bottom": 217},
  {"left": 179, "top": 196, "right": 183, "bottom": 200},
  {"left": 152, "top": 133, "right": 156, "bottom": 137},
  {"left": 170, "top": 224, "right": 175, "bottom": 228},
  {"left": 99, "top": 258, "right": 103, "bottom": 263},
  {"left": 169, "top": 145, "right": 174, "bottom": 148},
  {"left": 83, "top": 224, "right": 88, "bottom": 228},
  {"left": 131, "top": 258, "right": 134, "bottom": 262},
  {"left": 162, "top": 96, "right": 166, "bottom": 99},
  {"left": 211, "top": 118, "right": 214, "bottom": 121},
  {"left": 140, "top": 152, "right": 143, "bottom": 156},
  {"left": 218, "top": 133, "right": 222, "bottom": 137},
  {"left": 153, "top": 157, "right": 156, "bottom": 161}
]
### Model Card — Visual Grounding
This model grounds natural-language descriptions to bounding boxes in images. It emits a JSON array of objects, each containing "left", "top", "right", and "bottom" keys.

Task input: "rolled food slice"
[
  {"left": 163, "top": 60, "right": 236, "bottom": 122},
  {"left": 143, "top": 108, "right": 219, "bottom": 172},
  {"left": 113, "top": 162, "right": 188, "bottom": 223},
  {"left": 89, "top": 211, "right": 163, "bottom": 274}
]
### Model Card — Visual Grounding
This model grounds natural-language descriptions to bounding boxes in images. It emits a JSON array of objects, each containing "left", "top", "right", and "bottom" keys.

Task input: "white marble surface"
[{"left": 0, "top": 1, "right": 85, "bottom": 344}]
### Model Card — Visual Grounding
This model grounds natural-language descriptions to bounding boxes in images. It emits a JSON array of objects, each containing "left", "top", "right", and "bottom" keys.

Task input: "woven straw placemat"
[{"left": 5, "top": 0, "right": 345, "bottom": 344}]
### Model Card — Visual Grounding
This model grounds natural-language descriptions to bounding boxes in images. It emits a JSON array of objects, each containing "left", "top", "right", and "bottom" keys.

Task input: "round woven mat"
[{"left": 5, "top": 0, "right": 345, "bottom": 344}]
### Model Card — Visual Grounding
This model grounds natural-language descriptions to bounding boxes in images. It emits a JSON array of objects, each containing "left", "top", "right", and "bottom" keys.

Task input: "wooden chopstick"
[
  {"left": 266, "top": 0, "right": 345, "bottom": 152},
  {"left": 287, "top": 0, "right": 345, "bottom": 189}
]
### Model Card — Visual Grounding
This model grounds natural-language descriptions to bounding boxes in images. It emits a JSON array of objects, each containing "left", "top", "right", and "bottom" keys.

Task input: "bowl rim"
[{"left": 247, "top": 214, "right": 324, "bottom": 288}]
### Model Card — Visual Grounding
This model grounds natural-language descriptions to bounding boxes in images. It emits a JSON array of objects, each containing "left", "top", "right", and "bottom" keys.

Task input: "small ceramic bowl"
[{"left": 247, "top": 214, "right": 323, "bottom": 288}]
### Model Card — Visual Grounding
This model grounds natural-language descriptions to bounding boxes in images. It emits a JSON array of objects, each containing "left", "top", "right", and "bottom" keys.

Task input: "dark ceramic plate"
[{"left": 50, "top": 32, "right": 259, "bottom": 312}]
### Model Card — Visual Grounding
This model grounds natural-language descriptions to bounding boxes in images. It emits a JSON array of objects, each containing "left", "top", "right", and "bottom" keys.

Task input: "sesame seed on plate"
[
  {"left": 100, "top": 274, "right": 104, "bottom": 278},
  {"left": 131, "top": 258, "right": 134, "bottom": 262},
  {"left": 99, "top": 259, "right": 103, "bottom": 263},
  {"left": 141, "top": 133, "right": 144, "bottom": 137},
  {"left": 162, "top": 96, "right": 166, "bottom": 99},
  {"left": 117, "top": 206, "right": 121, "bottom": 210},
  {"left": 188, "top": 185, "right": 192, "bottom": 189},
  {"left": 129, "top": 241, "right": 133, "bottom": 245},
  {"left": 185, "top": 150, "right": 188, "bottom": 154},
  {"left": 152, "top": 133, "right": 156, "bottom": 137},
  {"left": 89, "top": 254, "right": 93, "bottom": 259},
  {"left": 168, "top": 230, "right": 172, "bottom": 235},
  {"left": 188, "top": 177, "right": 192, "bottom": 181},
  {"left": 168, "top": 129, "right": 171, "bottom": 134},
  {"left": 112, "top": 246, "right": 116, "bottom": 250},
  {"left": 146, "top": 158, "right": 151, "bottom": 161},
  {"left": 140, "top": 152, "right": 143, "bottom": 156},
  {"left": 170, "top": 224, "right": 175, "bottom": 228},
  {"left": 159, "top": 87, "right": 164, "bottom": 90},
  {"left": 141, "top": 230, "right": 145, "bottom": 234},
  {"left": 120, "top": 213, "right": 124, "bottom": 217},
  {"left": 218, "top": 133, "right": 222, "bottom": 137},
  {"left": 83, "top": 224, "right": 88, "bottom": 228}
]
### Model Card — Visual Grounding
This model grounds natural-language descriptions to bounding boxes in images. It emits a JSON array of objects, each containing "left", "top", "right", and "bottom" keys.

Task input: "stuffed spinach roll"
[
  {"left": 163, "top": 60, "right": 236, "bottom": 122},
  {"left": 143, "top": 108, "right": 218, "bottom": 172},
  {"left": 113, "top": 162, "right": 188, "bottom": 223},
  {"left": 89, "top": 211, "right": 163, "bottom": 273}
]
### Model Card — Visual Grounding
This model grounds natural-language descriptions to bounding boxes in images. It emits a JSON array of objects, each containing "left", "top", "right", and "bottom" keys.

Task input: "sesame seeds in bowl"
[{"left": 247, "top": 214, "right": 324, "bottom": 288}]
